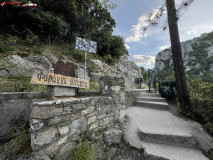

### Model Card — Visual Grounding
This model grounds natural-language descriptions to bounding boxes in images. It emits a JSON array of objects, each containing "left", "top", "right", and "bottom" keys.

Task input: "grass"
[
  {"left": 69, "top": 142, "right": 96, "bottom": 160},
  {"left": 0, "top": 124, "right": 32, "bottom": 157},
  {"left": 0, "top": 76, "right": 47, "bottom": 92}
]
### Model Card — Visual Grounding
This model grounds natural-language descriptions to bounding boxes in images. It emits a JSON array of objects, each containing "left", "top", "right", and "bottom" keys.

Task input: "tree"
[
  {"left": 166, "top": 0, "right": 190, "bottom": 108},
  {"left": 140, "top": 67, "right": 148, "bottom": 81},
  {"left": 142, "top": 0, "right": 194, "bottom": 108}
]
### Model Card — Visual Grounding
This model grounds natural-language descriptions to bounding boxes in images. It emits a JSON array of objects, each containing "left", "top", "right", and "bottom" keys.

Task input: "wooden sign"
[
  {"left": 53, "top": 87, "right": 76, "bottom": 97},
  {"left": 30, "top": 70, "right": 90, "bottom": 89}
]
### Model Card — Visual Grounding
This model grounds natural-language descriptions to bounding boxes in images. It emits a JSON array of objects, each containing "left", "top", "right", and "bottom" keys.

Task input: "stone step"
[
  {"left": 138, "top": 130, "right": 198, "bottom": 149},
  {"left": 133, "top": 101, "right": 169, "bottom": 110},
  {"left": 136, "top": 97, "right": 166, "bottom": 103},
  {"left": 142, "top": 141, "right": 209, "bottom": 160},
  {"left": 137, "top": 93, "right": 161, "bottom": 97}
]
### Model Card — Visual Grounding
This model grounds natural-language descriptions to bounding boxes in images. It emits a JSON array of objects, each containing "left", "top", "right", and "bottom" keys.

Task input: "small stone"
[
  {"left": 103, "top": 129, "right": 123, "bottom": 146},
  {"left": 73, "top": 104, "right": 86, "bottom": 110},
  {"left": 48, "top": 117, "right": 63, "bottom": 126},
  {"left": 56, "top": 100, "right": 62, "bottom": 105},
  {"left": 97, "top": 114, "right": 106, "bottom": 120},
  {"left": 32, "top": 119, "right": 39, "bottom": 124},
  {"left": 100, "top": 117, "right": 110, "bottom": 126},
  {"left": 89, "top": 121, "right": 100, "bottom": 130},
  {"left": 90, "top": 97, "right": 99, "bottom": 105},
  {"left": 88, "top": 116, "right": 97, "bottom": 124},
  {"left": 81, "top": 106, "right": 95, "bottom": 116},
  {"left": 87, "top": 111, "right": 98, "bottom": 117},
  {"left": 59, "top": 126, "right": 69, "bottom": 136},
  {"left": 70, "top": 113, "right": 81, "bottom": 121},
  {"left": 30, "top": 151, "right": 51, "bottom": 160}
]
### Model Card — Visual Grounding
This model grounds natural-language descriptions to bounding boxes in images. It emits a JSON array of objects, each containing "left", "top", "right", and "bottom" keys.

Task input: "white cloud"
[
  {"left": 159, "top": 45, "right": 168, "bottom": 51},
  {"left": 132, "top": 55, "right": 155, "bottom": 66},
  {"left": 125, "top": 44, "right": 130, "bottom": 50},
  {"left": 126, "top": 15, "right": 151, "bottom": 42},
  {"left": 186, "top": 27, "right": 198, "bottom": 36}
]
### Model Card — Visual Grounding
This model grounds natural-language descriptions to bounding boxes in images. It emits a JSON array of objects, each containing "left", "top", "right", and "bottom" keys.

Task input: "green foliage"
[
  {"left": 178, "top": 78, "right": 213, "bottom": 135},
  {"left": 103, "top": 54, "right": 115, "bottom": 65},
  {"left": 69, "top": 142, "right": 96, "bottom": 160},
  {"left": 0, "top": 0, "right": 126, "bottom": 60},
  {"left": 207, "top": 149, "right": 213, "bottom": 160},
  {"left": 0, "top": 76, "right": 46, "bottom": 92},
  {"left": 140, "top": 67, "right": 148, "bottom": 81},
  {"left": 0, "top": 123, "right": 31, "bottom": 156}
]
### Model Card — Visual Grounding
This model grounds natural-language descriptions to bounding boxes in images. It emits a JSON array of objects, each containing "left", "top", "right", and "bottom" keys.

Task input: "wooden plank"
[{"left": 30, "top": 70, "right": 90, "bottom": 89}]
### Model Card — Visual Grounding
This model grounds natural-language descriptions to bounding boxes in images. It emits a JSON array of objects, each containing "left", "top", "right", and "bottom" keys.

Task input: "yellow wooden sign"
[{"left": 30, "top": 70, "right": 90, "bottom": 89}]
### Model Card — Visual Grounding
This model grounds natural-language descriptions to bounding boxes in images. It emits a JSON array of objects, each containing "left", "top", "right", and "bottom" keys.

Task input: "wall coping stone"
[{"left": 0, "top": 92, "right": 46, "bottom": 101}]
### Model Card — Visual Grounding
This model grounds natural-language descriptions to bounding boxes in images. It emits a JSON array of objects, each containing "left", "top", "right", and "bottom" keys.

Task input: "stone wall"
[
  {"left": 0, "top": 92, "right": 46, "bottom": 140},
  {"left": 30, "top": 77, "right": 126, "bottom": 159}
]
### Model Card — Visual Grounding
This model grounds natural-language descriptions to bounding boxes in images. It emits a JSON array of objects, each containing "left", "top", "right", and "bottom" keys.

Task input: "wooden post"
[
  {"left": 166, "top": 0, "right": 190, "bottom": 108},
  {"left": 47, "top": 68, "right": 54, "bottom": 100}
]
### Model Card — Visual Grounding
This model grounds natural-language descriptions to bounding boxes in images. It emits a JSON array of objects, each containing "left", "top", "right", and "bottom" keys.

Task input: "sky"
[{"left": 109, "top": 0, "right": 213, "bottom": 69}]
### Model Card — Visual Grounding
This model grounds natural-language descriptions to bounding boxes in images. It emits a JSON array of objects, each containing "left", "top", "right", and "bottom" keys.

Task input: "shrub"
[
  {"left": 103, "top": 54, "right": 115, "bottom": 65},
  {"left": 69, "top": 142, "right": 96, "bottom": 160},
  {"left": 178, "top": 78, "right": 213, "bottom": 135}
]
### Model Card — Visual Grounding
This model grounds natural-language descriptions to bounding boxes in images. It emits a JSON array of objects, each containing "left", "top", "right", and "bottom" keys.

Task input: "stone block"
[
  {"left": 119, "top": 110, "right": 126, "bottom": 120},
  {"left": 87, "top": 111, "right": 98, "bottom": 117},
  {"left": 81, "top": 98, "right": 91, "bottom": 103},
  {"left": 73, "top": 104, "right": 86, "bottom": 110},
  {"left": 62, "top": 99, "right": 80, "bottom": 104},
  {"left": 103, "top": 129, "right": 123, "bottom": 146},
  {"left": 44, "top": 136, "right": 68, "bottom": 158},
  {"left": 118, "top": 78, "right": 125, "bottom": 84},
  {"left": 31, "top": 122, "right": 44, "bottom": 131},
  {"left": 97, "top": 114, "right": 106, "bottom": 120},
  {"left": 32, "top": 106, "right": 62, "bottom": 119},
  {"left": 62, "top": 107, "right": 72, "bottom": 115},
  {"left": 100, "top": 117, "right": 110, "bottom": 126},
  {"left": 59, "top": 142, "right": 76, "bottom": 158},
  {"left": 88, "top": 116, "right": 97, "bottom": 124},
  {"left": 90, "top": 97, "right": 99, "bottom": 105},
  {"left": 37, "top": 101, "right": 55, "bottom": 106},
  {"left": 32, "top": 127, "right": 59, "bottom": 148},
  {"left": 70, "top": 113, "right": 81, "bottom": 121},
  {"left": 48, "top": 117, "right": 63, "bottom": 126},
  {"left": 89, "top": 121, "right": 100, "bottom": 130},
  {"left": 58, "top": 126, "right": 69, "bottom": 136},
  {"left": 81, "top": 106, "right": 95, "bottom": 116},
  {"left": 30, "top": 151, "right": 51, "bottom": 160}
]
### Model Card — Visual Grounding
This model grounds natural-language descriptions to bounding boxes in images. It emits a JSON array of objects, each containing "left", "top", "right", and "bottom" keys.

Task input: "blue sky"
[{"left": 109, "top": 0, "right": 213, "bottom": 69}]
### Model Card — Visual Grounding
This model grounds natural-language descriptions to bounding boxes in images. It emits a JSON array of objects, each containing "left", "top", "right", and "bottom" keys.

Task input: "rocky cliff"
[
  {"left": 0, "top": 53, "right": 142, "bottom": 89},
  {"left": 155, "top": 31, "right": 213, "bottom": 82}
]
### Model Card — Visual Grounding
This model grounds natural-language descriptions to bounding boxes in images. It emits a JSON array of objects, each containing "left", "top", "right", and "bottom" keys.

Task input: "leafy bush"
[
  {"left": 69, "top": 142, "right": 96, "bottom": 160},
  {"left": 103, "top": 54, "right": 115, "bottom": 65},
  {"left": 178, "top": 78, "right": 213, "bottom": 135}
]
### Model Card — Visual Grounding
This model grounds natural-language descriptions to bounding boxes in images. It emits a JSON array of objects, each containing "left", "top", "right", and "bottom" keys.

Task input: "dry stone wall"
[{"left": 30, "top": 77, "right": 126, "bottom": 159}]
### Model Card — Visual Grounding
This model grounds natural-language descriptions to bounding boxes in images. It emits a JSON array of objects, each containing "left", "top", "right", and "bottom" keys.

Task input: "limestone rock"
[{"left": 103, "top": 129, "right": 123, "bottom": 146}]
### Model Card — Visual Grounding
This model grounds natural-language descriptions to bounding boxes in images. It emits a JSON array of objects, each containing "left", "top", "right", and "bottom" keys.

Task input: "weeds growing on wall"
[
  {"left": 69, "top": 142, "right": 96, "bottom": 160},
  {"left": 0, "top": 123, "right": 32, "bottom": 157}
]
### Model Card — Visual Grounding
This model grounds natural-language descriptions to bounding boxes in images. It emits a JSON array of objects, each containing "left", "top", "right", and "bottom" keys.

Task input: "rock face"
[
  {"left": 0, "top": 53, "right": 142, "bottom": 88},
  {"left": 90, "top": 55, "right": 142, "bottom": 88},
  {"left": 155, "top": 31, "right": 213, "bottom": 81}
]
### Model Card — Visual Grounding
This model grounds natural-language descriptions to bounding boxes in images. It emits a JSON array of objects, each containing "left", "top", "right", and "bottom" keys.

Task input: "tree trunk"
[{"left": 166, "top": 0, "right": 190, "bottom": 108}]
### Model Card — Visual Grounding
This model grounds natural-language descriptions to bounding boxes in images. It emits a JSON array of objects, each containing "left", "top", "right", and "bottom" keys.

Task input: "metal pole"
[
  {"left": 84, "top": 52, "right": 87, "bottom": 79},
  {"left": 148, "top": 69, "right": 150, "bottom": 93}
]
